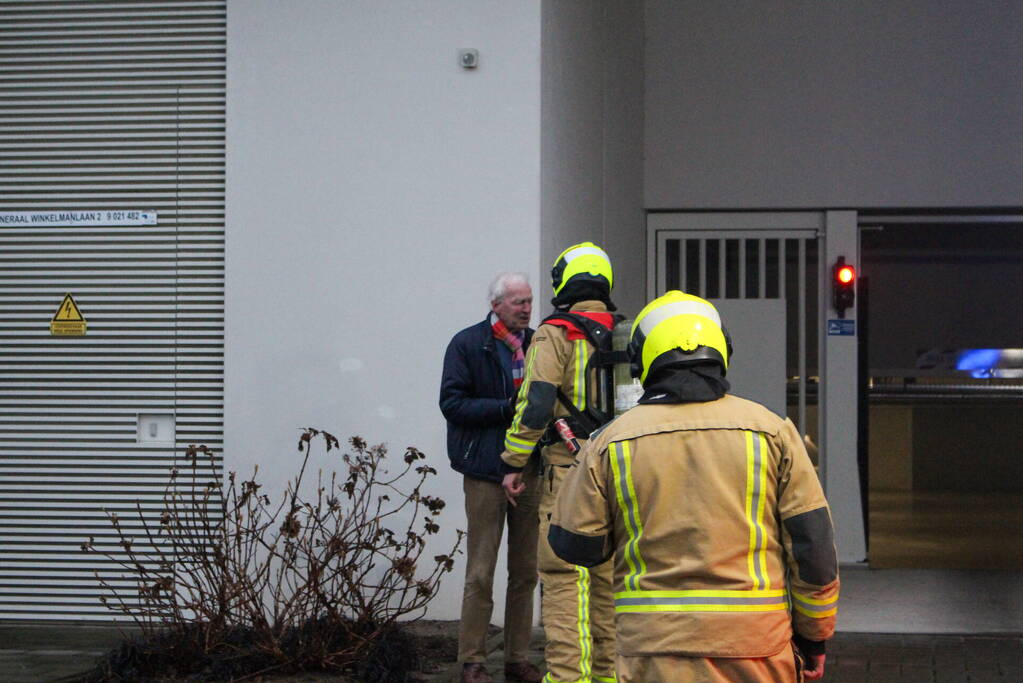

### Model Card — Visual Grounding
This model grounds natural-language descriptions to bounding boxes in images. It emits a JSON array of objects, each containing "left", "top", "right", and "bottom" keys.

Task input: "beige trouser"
[
  {"left": 616, "top": 642, "right": 802, "bottom": 683},
  {"left": 458, "top": 467, "right": 541, "bottom": 665},
  {"left": 539, "top": 464, "right": 616, "bottom": 683}
]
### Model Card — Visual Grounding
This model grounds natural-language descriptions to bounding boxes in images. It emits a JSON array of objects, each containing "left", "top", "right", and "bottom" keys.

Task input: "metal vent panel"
[{"left": 0, "top": 0, "right": 225, "bottom": 620}]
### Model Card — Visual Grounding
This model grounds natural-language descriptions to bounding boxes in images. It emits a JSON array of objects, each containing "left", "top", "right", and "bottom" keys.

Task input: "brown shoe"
[
  {"left": 461, "top": 662, "right": 494, "bottom": 683},
  {"left": 504, "top": 660, "right": 543, "bottom": 683}
]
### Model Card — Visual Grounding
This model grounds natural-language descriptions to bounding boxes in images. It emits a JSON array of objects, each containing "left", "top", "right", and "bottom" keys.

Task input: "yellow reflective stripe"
[
  {"left": 744, "top": 431, "right": 769, "bottom": 590},
  {"left": 792, "top": 590, "right": 839, "bottom": 618},
  {"left": 618, "top": 602, "right": 788, "bottom": 613},
  {"left": 792, "top": 592, "right": 839, "bottom": 605},
  {"left": 505, "top": 437, "right": 536, "bottom": 453},
  {"left": 756, "top": 432, "right": 770, "bottom": 588},
  {"left": 608, "top": 443, "right": 638, "bottom": 584},
  {"left": 614, "top": 588, "right": 789, "bottom": 613},
  {"left": 593, "top": 676, "right": 617, "bottom": 683},
  {"left": 543, "top": 675, "right": 587, "bottom": 683},
  {"left": 508, "top": 342, "right": 541, "bottom": 435},
  {"left": 504, "top": 434, "right": 535, "bottom": 454},
  {"left": 575, "top": 565, "right": 591, "bottom": 680},
  {"left": 744, "top": 431, "right": 756, "bottom": 585},
  {"left": 505, "top": 343, "right": 542, "bottom": 456},
  {"left": 505, "top": 432, "right": 535, "bottom": 449},
  {"left": 622, "top": 441, "right": 648, "bottom": 586},
  {"left": 615, "top": 589, "right": 787, "bottom": 598},
  {"left": 609, "top": 440, "right": 646, "bottom": 592},
  {"left": 793, "top": 603, "right": 838, "bottom": 618},
  {"left": 572, "top": 339, "right": 587, "bottom": 410}
]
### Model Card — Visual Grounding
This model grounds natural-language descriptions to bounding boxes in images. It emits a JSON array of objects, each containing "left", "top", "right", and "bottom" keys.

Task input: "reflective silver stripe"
[
  {"left": 573, "top": 340, "right": 586, "bottom": 409},
  {"left": 750, "top": 432, "right": 767, "bottom": 589},
  {"left": 637, "top": 299, "right": 721, "bottom": 336},
  {"left": 563, "top": 244, "right": 609, "bottom": 262},
  {"left": 616, "top": 595, "right": 787, "bottom": 607},
  {"left": 612, "top": 441, "right": 645, "bottom": 591},
  {"left": 792, "top": 594, "right": 838, "bottom": 613},
  {"left": 575, "top": 565, "right": 592, "bottom": 679}
]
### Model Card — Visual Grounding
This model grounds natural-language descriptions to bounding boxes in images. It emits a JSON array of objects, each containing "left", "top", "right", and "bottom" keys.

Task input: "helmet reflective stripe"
[
  {"left": 552, "top": 241, "right": 614, "bottom": 295},
  {"left": 561, "top": 244, "right": 608, "bottom": 263},
  {"left": 629, "top": 290, "right": 729, "bottom": 383},
  {"left": 636, "top": 299, "right": 721, "bottom": 337}
]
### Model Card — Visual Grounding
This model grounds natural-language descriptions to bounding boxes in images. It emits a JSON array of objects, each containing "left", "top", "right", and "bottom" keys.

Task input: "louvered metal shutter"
[{"left": 0, "top": 0, "right": 225, "bottom": 620}]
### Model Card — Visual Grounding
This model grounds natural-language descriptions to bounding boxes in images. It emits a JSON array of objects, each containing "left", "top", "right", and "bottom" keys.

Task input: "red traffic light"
[{"left": 832, "top": 257, "right": 856, "bottom": 318}]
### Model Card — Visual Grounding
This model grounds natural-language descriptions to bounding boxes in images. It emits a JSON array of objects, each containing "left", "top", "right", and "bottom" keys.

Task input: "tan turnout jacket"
[
  {"left": 549, "top": 394, "right": 840, "bottom": 658},
  {"left": 501, "top": 300, "right": 609, "bottom": 468}
]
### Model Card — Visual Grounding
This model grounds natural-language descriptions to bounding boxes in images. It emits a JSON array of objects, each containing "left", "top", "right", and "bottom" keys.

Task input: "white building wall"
[
  {"left": 600, "top": 1, "right": 646, "bottom": 318},
  {"left": 226, "top": 1, "right": 542, "bottom": 621},
  {"left": 645, "top": 0, "right": 1023, "bottom": 209},
  {"left": 541, "top": 0, "right": 606, "bottom": 280},
  {"left": 542, "top": 0, "right": 645, "bottom": 317}
]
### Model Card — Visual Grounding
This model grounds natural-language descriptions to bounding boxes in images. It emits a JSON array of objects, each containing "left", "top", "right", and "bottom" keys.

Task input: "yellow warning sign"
[{"left": 50, "top": 293, "right": 87, "bottom": 336}]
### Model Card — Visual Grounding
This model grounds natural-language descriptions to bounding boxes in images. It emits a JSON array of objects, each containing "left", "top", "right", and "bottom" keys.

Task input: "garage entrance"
[{"left": 859, "top": 212, "right": 1023, "bottom": 569}]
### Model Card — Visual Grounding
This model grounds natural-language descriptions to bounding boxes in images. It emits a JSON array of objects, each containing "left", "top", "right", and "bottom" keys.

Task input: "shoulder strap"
[
  {"left": 554, "top": 388, "right": 601, "bottom": 437},
  {"left": 543, "top": 311, "right": 614, "bottom": 349},
  {"left": 545, "top": 312, "right": 630, "bottom": 368},
  {"left": 541, "top": 312, "right": 627, "bottom": 438}
]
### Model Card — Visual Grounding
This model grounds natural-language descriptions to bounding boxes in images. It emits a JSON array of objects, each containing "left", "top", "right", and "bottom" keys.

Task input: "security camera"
[{"left": 459, "top": 49, "right": 479, "bottom": 69}]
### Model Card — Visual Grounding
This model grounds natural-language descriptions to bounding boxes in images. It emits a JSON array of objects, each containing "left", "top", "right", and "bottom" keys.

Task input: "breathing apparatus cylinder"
[{"left": 613, "top": 318, "right": 643, "bottom": 415}]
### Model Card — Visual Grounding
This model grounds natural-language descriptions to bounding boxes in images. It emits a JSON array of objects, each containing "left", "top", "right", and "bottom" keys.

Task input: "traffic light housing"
[{"left": 832, "top": 256, "right": 856, "bottom": 318}]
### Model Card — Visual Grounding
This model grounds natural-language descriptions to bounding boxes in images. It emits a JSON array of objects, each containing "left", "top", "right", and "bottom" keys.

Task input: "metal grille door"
[
  {"left": 648, "top": 213, "right": 822, "bottom": 431},
  {"left": 0, "top": 0, "right": 226, "bottom": 619}
]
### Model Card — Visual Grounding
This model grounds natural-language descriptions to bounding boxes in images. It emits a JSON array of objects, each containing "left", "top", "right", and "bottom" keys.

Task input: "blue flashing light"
[{"left": 955, "top": 348, "right": 1001, "bottom": 378}]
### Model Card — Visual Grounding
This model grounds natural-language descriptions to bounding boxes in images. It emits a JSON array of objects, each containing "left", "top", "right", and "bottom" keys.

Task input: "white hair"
[{"left": 488, "top": 271, "right": 530, "bottom": 304}]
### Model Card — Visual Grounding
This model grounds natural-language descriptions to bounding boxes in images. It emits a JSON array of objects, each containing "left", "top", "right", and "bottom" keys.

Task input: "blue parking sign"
[{"left": 827, "top": 319, "right": 856, "bottom": 336}]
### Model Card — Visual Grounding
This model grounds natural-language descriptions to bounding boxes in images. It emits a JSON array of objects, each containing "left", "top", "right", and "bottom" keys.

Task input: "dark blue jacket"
[{"left": 440, "top": 317, "right": 533, "bottom": 482}]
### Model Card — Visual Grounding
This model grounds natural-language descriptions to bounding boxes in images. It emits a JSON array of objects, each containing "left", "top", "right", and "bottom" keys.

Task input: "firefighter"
[
  {"left": 548, "top": 291, "right": 840, "bottom": 682},
  {"left": 501, "top": 242, "right": 618, "bottom": 683}
]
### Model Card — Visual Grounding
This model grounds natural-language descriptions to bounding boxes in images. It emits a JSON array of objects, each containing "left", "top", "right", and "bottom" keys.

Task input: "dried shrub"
[{"left": 82, "top": 429, "right": 463, "bottom": 680}]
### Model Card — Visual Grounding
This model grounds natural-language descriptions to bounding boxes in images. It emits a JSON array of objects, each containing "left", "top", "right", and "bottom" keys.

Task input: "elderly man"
[{"left": 440, "top": 272, "right": 543, "bottom": 683}]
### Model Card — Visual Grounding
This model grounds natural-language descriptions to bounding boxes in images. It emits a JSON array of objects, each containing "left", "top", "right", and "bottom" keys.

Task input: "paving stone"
[
  {"left": 856, "top": 633, "right": 891, "bottom": 648},
  {"left": 869, "top": 644, "right": 908, "bottom": 663},
  {"left": 933, "top": 649, "right": 967, "bottom": 666},
  {"left": 1001, "top": 665, "right": 1023, "bottom": 678},
  {"left": 902, "top": 634, "right": 940, "bottom": 646},
  {"left": 899, "top": 664, "right": 936, "bottom": 682},
  {"left": 936, "top": 669, "right": 972, "bottom": 683},
  {"left": 831, "top": 652, "right": 870, "bottom": 669},
  {"left": 964, "top": 665, "right": 1005, "bottom": 682},
  {"left": 829, "top": 659, "right": 869, "bottom": 683},
  {"left": 869, "top": 662, "right": 901, "bottom": 681},
  {"left": 899, "top": 642, "right": 938, "bottom": 657},
  {"left": 833, "top": 643, "right": 873, "bottom": 657}
]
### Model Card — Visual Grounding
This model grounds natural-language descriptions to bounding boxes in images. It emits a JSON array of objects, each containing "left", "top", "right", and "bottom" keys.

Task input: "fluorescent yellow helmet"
[
  {"left": 550, "top": 242, "right": 613, "bottom": 296},
  {"left": 628, "top": 291, "right": 730, "bottom": 384}
]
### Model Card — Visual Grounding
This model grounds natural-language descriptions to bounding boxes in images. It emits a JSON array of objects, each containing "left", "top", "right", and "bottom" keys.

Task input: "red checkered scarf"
[{"left": 490, "top": 312, "right": 526, "bottom": 388}]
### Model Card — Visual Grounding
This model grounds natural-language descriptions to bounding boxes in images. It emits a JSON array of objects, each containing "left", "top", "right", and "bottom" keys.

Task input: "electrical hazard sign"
[{"left": 50, "top": 293, "right": 87, "bottom": 336}]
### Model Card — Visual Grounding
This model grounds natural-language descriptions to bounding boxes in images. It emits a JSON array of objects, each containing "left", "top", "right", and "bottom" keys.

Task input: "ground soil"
[
  {"left": 264, "top": 620, "right": 463, "bottom": 682},
  {"left": 400, "top": 619, "right": 462, "bottom": 678},
  {"left": 81, "top": 619, "right": 464, "bottom": 682}
]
